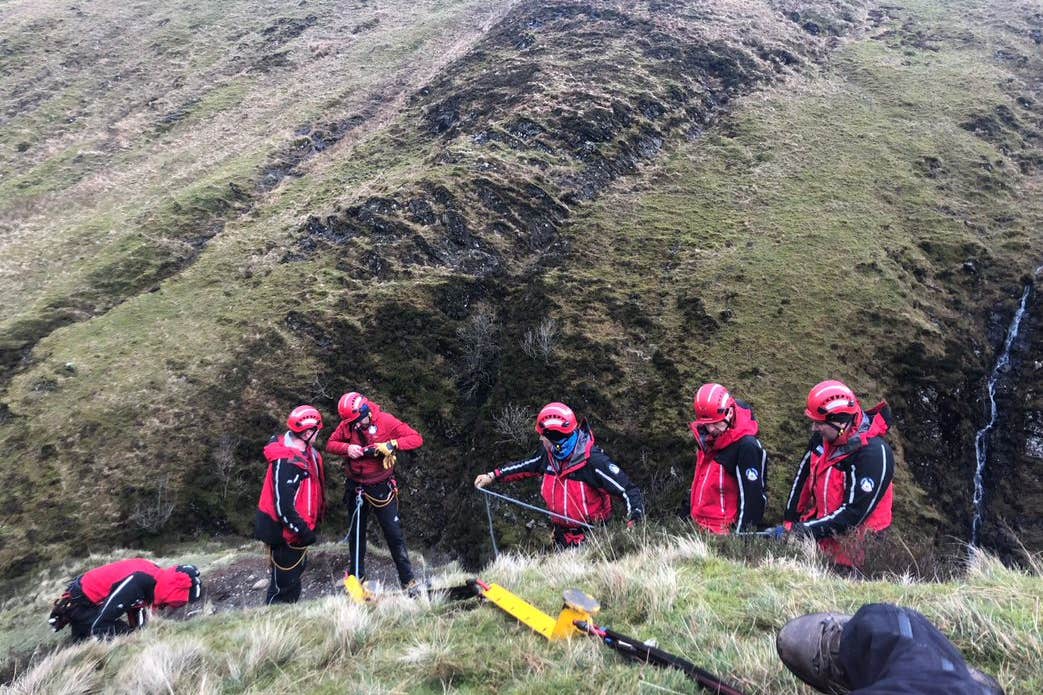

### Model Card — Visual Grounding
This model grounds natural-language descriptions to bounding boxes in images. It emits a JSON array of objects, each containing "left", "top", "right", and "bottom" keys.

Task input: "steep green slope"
[
  {"left": 1, "top": 531, "right": 1040, "bottom": 693},
  {"left": 560, "top": 0, "right": 1043, "bottom": 545},
  {"left": 1, "top": 0, "right": 1042, "bottom": 579}
]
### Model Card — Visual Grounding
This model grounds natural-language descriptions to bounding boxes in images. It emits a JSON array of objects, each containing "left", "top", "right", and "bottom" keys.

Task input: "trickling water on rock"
[{"left": 971, "top": 269, "right": 1041, "bottom": 546}]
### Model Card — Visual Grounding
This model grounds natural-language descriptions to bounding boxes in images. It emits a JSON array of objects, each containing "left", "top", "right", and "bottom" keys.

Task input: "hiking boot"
[
  {"left": 404, "top": 579, "right": 424, "bottom": 599},
  {"left": 777, "top": 611, "right": 1004, "bottom": 695},
  {"left": 776, "top": 612, "right": 851, "bottom": 694}
]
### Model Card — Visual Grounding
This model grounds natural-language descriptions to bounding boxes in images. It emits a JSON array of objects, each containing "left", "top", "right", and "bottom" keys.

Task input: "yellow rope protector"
[{"left": 343, "top": 574, "right": 375, "bottom": 604}]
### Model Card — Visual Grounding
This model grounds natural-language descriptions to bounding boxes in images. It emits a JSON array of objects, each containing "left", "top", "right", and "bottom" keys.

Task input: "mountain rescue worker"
[
  {"left": 771, "top": 380, "right": 895, "bottom": 568},
  {"left": 48, "top": 558, "right": 202, "bottom": 641},
  {"left": 326, "top": 391, "right": 424, "bottom": 591},
  {"left": 473, "top": 402, "right": 645, "bottom": 548},
  {"left": 254, "top": 404, "right": 327, "bottom": 605},
  {"left": 776, "top": 603, "right": 1003, "bottom": 694},
  {"left": 688, "top": 383, "right": 768, "bottom": 534}
]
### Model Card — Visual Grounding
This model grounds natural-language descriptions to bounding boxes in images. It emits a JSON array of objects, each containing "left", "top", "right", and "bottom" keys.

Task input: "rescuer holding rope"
[
  {"left": 770, "top": 379, "right": 895, "bottom": 569},
  {"left": 474, "top": 402, "right": 644, "bottom": 547}
]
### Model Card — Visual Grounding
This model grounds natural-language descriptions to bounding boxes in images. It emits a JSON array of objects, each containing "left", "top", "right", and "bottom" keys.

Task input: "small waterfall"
[{"left": 971, "top": 274, "right": 1039, "bottom": 546}]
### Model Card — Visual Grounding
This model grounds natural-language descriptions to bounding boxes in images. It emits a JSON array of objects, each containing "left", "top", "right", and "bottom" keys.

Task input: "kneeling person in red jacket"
[
  {"left": 49, "top": 558, "right": 201, "bottom": 641},
  {"left": 327, "top": 392, "right": 424, "bottom": 591},
  {"left": 688, "top": 383, "right": 768, "bottom": 534},
  {"left": 255, "top": 405, "right": 327, "bottom": 604},
  {"left": 474, "top": 402, "right": 645, "bottom": 547}
]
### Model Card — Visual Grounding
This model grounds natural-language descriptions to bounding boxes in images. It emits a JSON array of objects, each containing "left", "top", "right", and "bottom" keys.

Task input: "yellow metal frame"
[{"left": 477, "top": 581, "right": 599, "bottom": 641}]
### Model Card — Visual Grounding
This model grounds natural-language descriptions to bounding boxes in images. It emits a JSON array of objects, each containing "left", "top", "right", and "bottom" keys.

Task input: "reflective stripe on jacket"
[
  {"left": 257, "top": 433, "right": 326, "bottom": 544},
  {"left": 689, "top": 401, "right": 766, "bottom": 534}
]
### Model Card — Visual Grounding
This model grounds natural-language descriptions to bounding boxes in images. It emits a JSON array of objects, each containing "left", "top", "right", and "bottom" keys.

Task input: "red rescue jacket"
[
  {"left": 326, "top": 402, "right": 423, "bottom": 484},
  {"left": 495, "top": 422, "right": 644, "bottom": 531},
  {"left": 257, "top": 433, "right": 326, "bottom": 544},
  {"left": 689, "top": 402, "right": 761, "bottom": 534},
  {"left": 538, "top": 430, "right": 613, "bottom": 526},
  {"left": 793, "top": 404, "right": 894, "bottom": 566},
  {"left": 81, "top": 559, "right": 163, "bottom": 604}
]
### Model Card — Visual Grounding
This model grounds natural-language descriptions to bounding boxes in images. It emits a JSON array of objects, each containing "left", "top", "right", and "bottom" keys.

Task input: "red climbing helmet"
[
  {"left": 337, "top": 391, "right": 371, "bottom": 422},
  {"left": 805, "top": 380, "right": 861, "bottom": 423},
  {"left": 535, "top": 402, "right": 577, "bottom": 438},
  {"left": 287, "top": 405, "right": 323, "bottom": 433},
  {"left": 693, "top": 383, "right": 734, "bottom": 425}
]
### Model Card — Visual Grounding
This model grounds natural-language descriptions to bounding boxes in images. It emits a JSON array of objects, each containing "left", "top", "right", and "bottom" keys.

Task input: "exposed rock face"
[{"left": 978, "top": 282, "right": 1043, "bottom": 558}]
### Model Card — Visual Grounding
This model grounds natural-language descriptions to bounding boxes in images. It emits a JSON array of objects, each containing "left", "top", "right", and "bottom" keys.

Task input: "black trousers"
[
  {"left": 346, "top": 480, "right": 414, "bottom": 587},
  {"left": 265, "top": 542, "right": 308, "bottom": 605},
  {"left": 63, "top": 578, "right": 138, "bottom": 641},
  {"left": 68, "top": 604, "right": 134, "bottom": 641},
  {"left": 841, "top": 603, "right": 986, "bottom": 694}
]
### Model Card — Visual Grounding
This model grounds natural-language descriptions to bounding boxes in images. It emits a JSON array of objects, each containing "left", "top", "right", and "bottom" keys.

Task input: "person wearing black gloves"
[
  {"left": 254, "top": 405, "right": 327, "bottom": 604},
  {"left": 767, "top": 380, "right": 895, "bottom": 568},
  {"left": 687, "top": 383, "right": 768, "bottom": 534},
  {"left": 474, "top": 402, "right": 644, "bottom": 547}
]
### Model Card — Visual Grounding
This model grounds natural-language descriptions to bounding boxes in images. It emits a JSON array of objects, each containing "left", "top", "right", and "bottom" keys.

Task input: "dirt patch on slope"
[{"left": 201, "top": 545, "right": 454, "bottom": 612}]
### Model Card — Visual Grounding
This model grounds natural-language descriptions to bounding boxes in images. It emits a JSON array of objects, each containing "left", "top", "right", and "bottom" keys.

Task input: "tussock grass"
[
  {"left": 229, "top": 617, "right": 301, "bottom": 682},
  {"left": 116, "top": 637, "right": 208, "bottom": 694},
  {"left": 2, "top": 640, "right": 107, "bottom": 695},
  {"left": 306, "top": 597, "right": 373, "bottom": 659},
  {"left": 1, "top": 528, "right": 1040, "bottom": 693}
]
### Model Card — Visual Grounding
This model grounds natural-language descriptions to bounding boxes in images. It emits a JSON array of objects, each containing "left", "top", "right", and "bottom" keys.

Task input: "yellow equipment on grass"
[
  {"left": 343, "top": 573, "right": 375, "bottom": 604},
  {"left": 473, "top": 579, "right": 599, "bottom": 641}
]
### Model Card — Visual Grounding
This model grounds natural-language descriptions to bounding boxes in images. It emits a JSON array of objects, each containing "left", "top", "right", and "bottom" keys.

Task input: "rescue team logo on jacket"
[
  {"left": 860, "top": 477, "right": 876, "bottom": 493},
  {"left": 745, "top": 467, "right": 759, "bottom": 481}
]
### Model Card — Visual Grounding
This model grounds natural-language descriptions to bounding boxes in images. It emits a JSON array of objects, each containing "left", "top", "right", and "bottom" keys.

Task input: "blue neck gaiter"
[{"left": 552, "top": 431, "right": 579, "bottom": 460}]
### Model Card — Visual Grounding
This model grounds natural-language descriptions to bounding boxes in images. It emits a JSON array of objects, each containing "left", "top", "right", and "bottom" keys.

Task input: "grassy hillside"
[
  {"left": 1, "top": 0, "right": 1042, "bottom": 579},
  {"left": 1, "top": 529, "right": 1040, "bottom": 693}
]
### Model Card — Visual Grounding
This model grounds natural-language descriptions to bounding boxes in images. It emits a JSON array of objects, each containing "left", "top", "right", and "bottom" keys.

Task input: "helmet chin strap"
[{"left": 823, "top": 417, "right": 854, "bottom": 441}]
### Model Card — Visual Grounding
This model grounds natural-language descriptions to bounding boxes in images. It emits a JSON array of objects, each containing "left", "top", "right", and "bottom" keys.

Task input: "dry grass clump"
[
  {"left": 115, "top": 637, "right": 209, "bottom": 694},
  {"left": 486, "top": 550, "right": 544, "bottom": 586},
  {"left": 593, "top": 550, "right": 682, "bottom": 624},
  {"left": 2, "top": 527, "right": 1041, "bottom": 694},
  {"left": 2, "top": 640, "right": 108, "bottom": 695},
  {"left": 226, "top": 617, "right": 301, "bottom": 684},
  {"left": 304, "top": 596, "right": 374, "bottom": 661}
]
